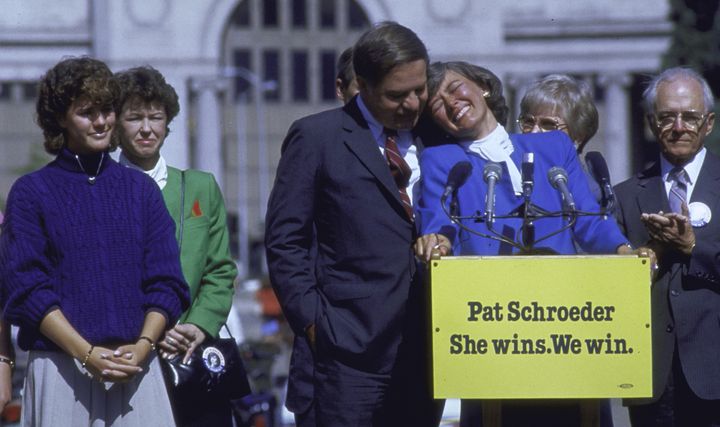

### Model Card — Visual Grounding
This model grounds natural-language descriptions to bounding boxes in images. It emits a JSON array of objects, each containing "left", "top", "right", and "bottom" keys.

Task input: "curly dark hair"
[
  {"left": 427, "top": 61, "right": 509, "bottom": 127},
  {"left": 36, "top": 56, "right": 118, "bottom": 154},
  {"left": 113, "top": 66, "right": 180, "bottom": 135}
]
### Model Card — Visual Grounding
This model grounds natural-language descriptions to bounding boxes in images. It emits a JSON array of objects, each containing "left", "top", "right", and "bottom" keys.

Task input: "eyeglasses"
[
  {"left": 517, "top": 115, "right": 568, "bottom": 133},
  {"left": 652, "top": 110, "right": 709, "bottom": 132}
]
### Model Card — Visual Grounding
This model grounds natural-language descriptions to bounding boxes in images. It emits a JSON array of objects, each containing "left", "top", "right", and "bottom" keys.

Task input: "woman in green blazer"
[{"left": 114, "top": 66, "right": 238, "bottom": 427}]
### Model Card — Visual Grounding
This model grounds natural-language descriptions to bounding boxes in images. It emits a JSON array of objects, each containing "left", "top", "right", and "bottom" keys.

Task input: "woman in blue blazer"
[
  {"left": 414, "top": 61, "right": 636, "bottom": 426},
  {"left": 415, "top": 62, "right": 630, "bottom": 259}
]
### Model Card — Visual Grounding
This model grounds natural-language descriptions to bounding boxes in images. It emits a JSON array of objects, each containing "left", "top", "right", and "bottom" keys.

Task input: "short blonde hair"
[{"left": 520, "top": 74, "right": 598, "bottom": 152}]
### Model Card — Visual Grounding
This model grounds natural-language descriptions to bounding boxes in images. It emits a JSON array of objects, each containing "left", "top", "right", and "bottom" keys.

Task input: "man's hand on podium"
[{"left": 415, "top": 233, "right": 451, "bottom": 263}]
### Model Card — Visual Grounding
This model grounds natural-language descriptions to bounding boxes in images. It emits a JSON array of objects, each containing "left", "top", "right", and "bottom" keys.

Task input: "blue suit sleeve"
[
  {"left": 416, "top": 148, "right": 461, "bottom": 250},
  {"left": 265, "top": 120, "right": 322, "bottom": 336}
]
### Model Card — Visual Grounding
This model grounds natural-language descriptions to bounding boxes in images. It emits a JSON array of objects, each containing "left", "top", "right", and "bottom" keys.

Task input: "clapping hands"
[{"left": 641, "top": 202, "right": 696, "bottom": 257}]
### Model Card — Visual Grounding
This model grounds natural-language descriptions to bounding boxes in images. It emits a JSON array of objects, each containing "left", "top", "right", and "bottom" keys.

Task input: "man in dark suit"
[
  {"left": 265, "top": 22, "right": 439, "bottom": 427},
  {"left": 615, "top": 67, "right": 720, "bottom": 426}
]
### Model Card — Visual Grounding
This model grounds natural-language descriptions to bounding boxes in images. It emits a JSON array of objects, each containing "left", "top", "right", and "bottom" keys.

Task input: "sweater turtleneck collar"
[{"left": 56, "top": 146, "right": 112, "bottom": 179}]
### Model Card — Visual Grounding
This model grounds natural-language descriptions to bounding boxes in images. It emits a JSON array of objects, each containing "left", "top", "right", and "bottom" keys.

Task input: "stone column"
[
  {"left": 598, "top": 73, "right": 633, "bottom": 184},
  {"left": 162, "top": 75, "right": 190, "bottom": 169},
  {"left": 191, "top": 77, "right": 227, "bottom": 191}
]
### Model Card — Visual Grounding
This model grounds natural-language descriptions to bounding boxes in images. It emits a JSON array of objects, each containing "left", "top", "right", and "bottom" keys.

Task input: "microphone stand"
[
  {"left": 440, "top": 162, "right": 600, "bottom": 254},
  {"left": 441, "top": 194, "right": 524, "bottom": 251},
  {"left": 444, "top": 199, "right": 587, "bottom": 255},
  {"left": 449, "top": 189, "right": 460, "bottom": 218},
  {"left": 521, "top": 206, "right": 536, "bottom": 252},
  {"left": 520, "top": 178, "right": 535, "bottom": 252}
]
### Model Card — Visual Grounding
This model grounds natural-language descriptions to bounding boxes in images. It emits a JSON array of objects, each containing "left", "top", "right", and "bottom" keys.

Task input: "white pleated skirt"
[{"left": 21, "top": 351, "right": 175, "bottom": 427}]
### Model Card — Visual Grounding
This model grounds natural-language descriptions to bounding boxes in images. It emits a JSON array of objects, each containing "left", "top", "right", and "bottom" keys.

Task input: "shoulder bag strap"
[
  {"left": 221, "top": 323, "right": 235, "bottom": 340},
  {"left": 178, "top": 170, "right": 186, "bottom": 251}
]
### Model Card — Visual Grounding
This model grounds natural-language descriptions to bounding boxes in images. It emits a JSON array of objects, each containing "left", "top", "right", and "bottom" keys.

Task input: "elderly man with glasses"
[{"left": 614, "top": 67, "right": 720, "bottom": 427}]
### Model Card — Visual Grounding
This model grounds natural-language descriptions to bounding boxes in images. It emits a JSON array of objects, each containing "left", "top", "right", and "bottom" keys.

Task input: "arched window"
[
  {"left": 219, "top": 0, "right": 370, "bottom": 276},
  {"left": 224, "top": 0, "right": 370, "bottom": 104}
]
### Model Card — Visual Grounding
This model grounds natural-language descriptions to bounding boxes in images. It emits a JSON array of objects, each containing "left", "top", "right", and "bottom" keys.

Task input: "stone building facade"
[{"left": 0, "top": 0, "right": 671, "bottom": 275}]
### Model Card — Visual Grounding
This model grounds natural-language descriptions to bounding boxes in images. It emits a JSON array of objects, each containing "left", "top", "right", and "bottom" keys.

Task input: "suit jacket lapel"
[
  {"left": 341, "top": 99, "right": 406, "bottom": 212},
  {"left": 635, "top": 162, "right": 668, "bottom": 214}
]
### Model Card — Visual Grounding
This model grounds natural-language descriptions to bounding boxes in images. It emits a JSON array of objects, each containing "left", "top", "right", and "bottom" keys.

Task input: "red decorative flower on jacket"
[{"left": 191, "top": 200, "right": 203, "bottom": 217}]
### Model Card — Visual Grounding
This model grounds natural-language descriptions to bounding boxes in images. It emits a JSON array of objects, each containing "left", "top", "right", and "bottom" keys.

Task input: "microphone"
[
  {"left": 441, "top": 161, "right": 473, "bottom": 202},
  {"left": 547, "top": 167, "right": 576, "bottom": 212},
  {"left": 521, "top": 152, "right": 534, "bottom": 201},
  {"left": 584, "top": 151, "right": 614, "bottom": 209},
  {"left": 483, "top": 162, "right": 503, "bottom": 224}
]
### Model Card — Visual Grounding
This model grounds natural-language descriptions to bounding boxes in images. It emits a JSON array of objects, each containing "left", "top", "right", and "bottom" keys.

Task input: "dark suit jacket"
[
  {"left": 614, "top": 151, "right": 720, "bottom": 402},
  {"left": 265, "top": 98, "right": 424, "bottom": 413}
]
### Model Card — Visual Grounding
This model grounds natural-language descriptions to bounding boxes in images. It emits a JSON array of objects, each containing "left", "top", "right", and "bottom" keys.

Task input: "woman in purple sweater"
[{"left": 0, "top": 57, "right": 190, "bottom": 426}]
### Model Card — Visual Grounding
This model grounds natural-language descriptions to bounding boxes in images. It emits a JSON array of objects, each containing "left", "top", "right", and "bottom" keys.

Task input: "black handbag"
[
  {"left": 160, "top": 171, "right": 252, "bottom": 402},
  {"left": 160, "top": 327, "right": 252, "bottom": 401}
]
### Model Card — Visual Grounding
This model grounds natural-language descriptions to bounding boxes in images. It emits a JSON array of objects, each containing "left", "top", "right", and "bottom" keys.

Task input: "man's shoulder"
[
  {"left": 292, "top": 105, "right": 349, "bottom": 131},
  {"left": 614, "top": 164, "right": 657, "bottom": 196},
  {"left": 282, "top": 104, "right": 365, "bottom": 155},
  {"left": 702, "top": 149, "right": 720, "bottom": 170},
  {"left": 614, "top": 175, "right": 640, "bottom": 196}
]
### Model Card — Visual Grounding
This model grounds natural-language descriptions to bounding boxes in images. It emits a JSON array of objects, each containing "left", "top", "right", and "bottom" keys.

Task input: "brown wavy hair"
[{"left": 36, "top": 56, "right": 119, "bottom": 154}]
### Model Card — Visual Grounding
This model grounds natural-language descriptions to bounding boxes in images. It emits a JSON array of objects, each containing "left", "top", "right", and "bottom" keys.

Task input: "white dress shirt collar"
[
  {"left": 461, "top": 124, "right": 523, "bottom": 195},
  {"left": 356, "top": 95, "right": 413, "bottom": 151},
  {"left": 660, "top": 147, "right": 706, "bottom": 201}
]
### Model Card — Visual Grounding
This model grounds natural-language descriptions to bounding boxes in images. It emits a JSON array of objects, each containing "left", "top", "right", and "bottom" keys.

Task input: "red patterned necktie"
[{"left": 384, "top": 128, "right": 414, "bottom": 220}]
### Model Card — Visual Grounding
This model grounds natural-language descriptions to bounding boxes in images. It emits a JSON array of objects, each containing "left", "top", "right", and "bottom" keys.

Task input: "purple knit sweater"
[{"left": 0, "top": 148, "right": 190, "bottom": 351}]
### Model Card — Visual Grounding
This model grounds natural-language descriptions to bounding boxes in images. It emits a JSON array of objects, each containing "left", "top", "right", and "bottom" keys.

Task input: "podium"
[{"left": 430, "top": 255, "right": 653, "bottom": 399}]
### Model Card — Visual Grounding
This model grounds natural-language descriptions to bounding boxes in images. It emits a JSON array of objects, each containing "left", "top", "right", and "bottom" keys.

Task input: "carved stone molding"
[
  {"left": 597, "top": 72, "right": 632, "bottom": 89},
  {"left": 126, "top": 0, "right": 171, "bottom": 26},
  {"left": 190, "top": 76, "right": 229, "bottom": 94},
  {"left": 426, "top": 0, "right": 471, "bottom": 23}
]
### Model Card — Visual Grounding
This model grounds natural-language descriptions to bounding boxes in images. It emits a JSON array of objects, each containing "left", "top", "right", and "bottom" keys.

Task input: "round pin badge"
[
  {"left": 688, "top": 202, "right": 711, "bottom": 227},
  {"left": 202, "top": 346, "right": 226, "bottom": 373}
]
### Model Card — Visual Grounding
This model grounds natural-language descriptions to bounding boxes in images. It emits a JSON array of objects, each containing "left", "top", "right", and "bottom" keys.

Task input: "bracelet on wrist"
[
  {"left": 0, "top": 356, "right": 14, "bottom": 369},
  {"left": 138, "top": 336, "right": 156, "bottom": 351},
  {"left": 81, "top": 345, "right": 94, "bottom": 368}
]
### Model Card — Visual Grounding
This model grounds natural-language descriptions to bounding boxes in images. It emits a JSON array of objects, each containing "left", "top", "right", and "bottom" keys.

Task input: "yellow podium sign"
[{"left": 430, "top": 255, "right": 652, "bottom": 399}]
